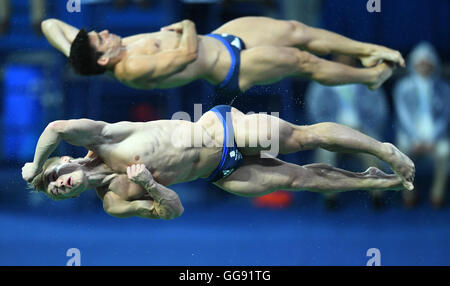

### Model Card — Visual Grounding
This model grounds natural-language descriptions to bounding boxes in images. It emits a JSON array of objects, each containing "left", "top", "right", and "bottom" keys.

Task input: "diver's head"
[
  {"left": 69, "top": 28, "right": 124, "bottom": 76},
  {"left": 29, "top": 156, "right": 90, "bottom": 200}
]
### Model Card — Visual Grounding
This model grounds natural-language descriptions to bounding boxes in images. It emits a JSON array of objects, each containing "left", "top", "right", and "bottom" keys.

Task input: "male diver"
[
  {"left": 41, "top": 17, "right": 405, "bottom": 95},
  {"left": 22, "top": 105, "right": 415, "bottom": 220}
]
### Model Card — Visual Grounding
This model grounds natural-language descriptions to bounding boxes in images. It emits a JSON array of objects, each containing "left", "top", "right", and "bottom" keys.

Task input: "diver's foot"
[
  {"left": 366, "top": 62, "right": 394, "bottom": 90},
  {"left": 363, "top": 166, "right": 404, "bottom": 191},
  {"left": 382, "top": 143, "right": 415, "bottom": 191},
  {"left": 364, "top": 166, "right": 387, "bottom": 177},
  {"left": 360, "top": 45, "right": 406, "bottom": 68}
]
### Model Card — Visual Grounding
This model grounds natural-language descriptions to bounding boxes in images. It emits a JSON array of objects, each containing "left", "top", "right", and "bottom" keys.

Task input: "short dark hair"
[{"left": 69, "top": 28, "right": 107, "bottom": 76}]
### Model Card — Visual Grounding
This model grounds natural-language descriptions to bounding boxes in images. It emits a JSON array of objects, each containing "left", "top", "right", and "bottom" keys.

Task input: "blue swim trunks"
[
  {"left": 205, "top": 33, "right": 246, "bottom": 97},
  {"left": 204, "top": 105, "right": 244, "bottom": 182}
]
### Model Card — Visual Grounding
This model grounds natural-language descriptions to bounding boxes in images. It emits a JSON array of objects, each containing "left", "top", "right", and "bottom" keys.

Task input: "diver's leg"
[
  {"left": 238, "top": 46, "right": 393, "bottom": 91},
  {"left": 358, "top": 153, "right": 387, "bottom": 207},
  {"left": 232, "top": 110, "right": 415, "bottom": 190},
  {"left": 212, "top": 16, "right": 303, "bottom": 48},
  {"left": 293, "top": 122, "right": 415, "bottom": 191},
  {"left": 316, "top": 149, "right": 339, "bottom": 209},
  {"left": 214, "top": 156, "right": 403, "bottom": 197},
  {"left": 212, "top": 16, "right": 405, "bottom": 67}
]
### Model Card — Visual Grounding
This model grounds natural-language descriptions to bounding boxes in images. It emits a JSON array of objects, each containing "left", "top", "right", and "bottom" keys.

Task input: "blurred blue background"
[{"left": 0, "top": 0, "right": 449, "bottom": 266}]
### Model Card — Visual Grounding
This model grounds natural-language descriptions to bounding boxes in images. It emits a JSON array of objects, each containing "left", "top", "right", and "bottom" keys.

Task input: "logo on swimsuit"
[
  {"left": 230, "top": 150, "right": 242, "bottom": 160},
  {"left": 366, "top": 0, "right": 381, "bottom": 13},
  {"left": 222, "top": 169, "right": 234, "bottom": 177},
  {"left": 66, "top": 0, "right": 81, "bottom": 13},
  {"left": 230, "top": 38, "right": 242, "bottom": 50}
]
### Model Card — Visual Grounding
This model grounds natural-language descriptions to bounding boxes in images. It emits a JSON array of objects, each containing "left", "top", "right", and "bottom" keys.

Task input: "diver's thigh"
[
  {"left": 214, "top": 157, "right": 296, "bottom": 197},
  {"left": 212, "top": 16, "right": 300, "bottom": 48},
  {"left": 239, "top": 46, "right": 300, "bottom": 91}
]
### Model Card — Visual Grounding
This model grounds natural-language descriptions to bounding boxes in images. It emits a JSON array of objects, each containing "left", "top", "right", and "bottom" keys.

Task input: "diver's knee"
[{"left": 288, "top": 20, "right": 310, "bottom": 46}]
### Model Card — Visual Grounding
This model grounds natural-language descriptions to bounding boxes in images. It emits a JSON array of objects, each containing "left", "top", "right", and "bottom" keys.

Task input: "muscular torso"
[
  {"left": 113, "top": 31, "right": 231, "bottom": 89},
  {"left": 92, "top": 111, "right": 227, "bottom": 200}
]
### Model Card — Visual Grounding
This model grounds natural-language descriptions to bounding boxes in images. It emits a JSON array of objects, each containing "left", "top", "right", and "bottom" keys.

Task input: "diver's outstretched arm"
[
  {"left": 22, "top": 119, "right": 107, "bottom": 182},
  {"left": 41, "top": 18, "right": 79, "bottom": 57}
]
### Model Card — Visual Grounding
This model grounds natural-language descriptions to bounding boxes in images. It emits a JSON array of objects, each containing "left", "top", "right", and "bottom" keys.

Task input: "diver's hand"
[
  {"left": 127, "top": 164, "right": 155, "bottom": 188},
  {"left": 22, "top": 162, "right": 40, "bottom": 183},
  {"left": 160, "top": 20, "right": 194, "bottom": 34}
]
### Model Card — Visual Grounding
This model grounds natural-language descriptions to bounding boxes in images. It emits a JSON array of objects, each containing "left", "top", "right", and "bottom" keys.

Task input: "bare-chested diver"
[
  {"left": 22, "top": 105, "right": 415, "bottom": 220},
  {"left": 41, "top": 17, "right": 404, "bottom": 94}
]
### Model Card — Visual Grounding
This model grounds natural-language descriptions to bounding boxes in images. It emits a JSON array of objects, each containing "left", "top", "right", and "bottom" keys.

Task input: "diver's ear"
[
  {"left": 97, "top": 56, "right": 109, "bottom": 66},
  {"left": 61, "top": 156, "right": 71, "bottom": 163}
]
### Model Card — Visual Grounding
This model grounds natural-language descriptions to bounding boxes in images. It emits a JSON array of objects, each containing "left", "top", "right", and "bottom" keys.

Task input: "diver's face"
[
  {"left": 88, "top": 30, "right": 123, "bottom": 64},
  {"left": 44, "top": 157, "right": 88, "bottom": 200},
  {"left": 415, "top": 59, "right": 435, "bottom": 78}
]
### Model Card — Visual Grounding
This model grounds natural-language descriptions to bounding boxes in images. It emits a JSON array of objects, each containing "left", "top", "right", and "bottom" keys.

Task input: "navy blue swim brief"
[
  {"left": 205, "top": 33, "right": 246, "bottom": 97},
  {"left": 203, "top": 105, "right": 244, "bottom": 182}
]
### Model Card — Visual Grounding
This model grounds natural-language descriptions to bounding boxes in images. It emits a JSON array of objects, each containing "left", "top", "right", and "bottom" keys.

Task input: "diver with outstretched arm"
[{"left": 22, "top": 105, "right": 415, "bottom": 220}]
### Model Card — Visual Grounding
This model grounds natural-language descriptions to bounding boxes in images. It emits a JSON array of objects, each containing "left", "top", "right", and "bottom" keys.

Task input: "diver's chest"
[
  {"left": 129, "top": 35, "right": 180, "bottom": 55},
  {"left": 131, "top": 38, "right": 161, "bottom": 54},
  {"left": 98, "top": 133, "right": 171, "bottom": 169}
]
